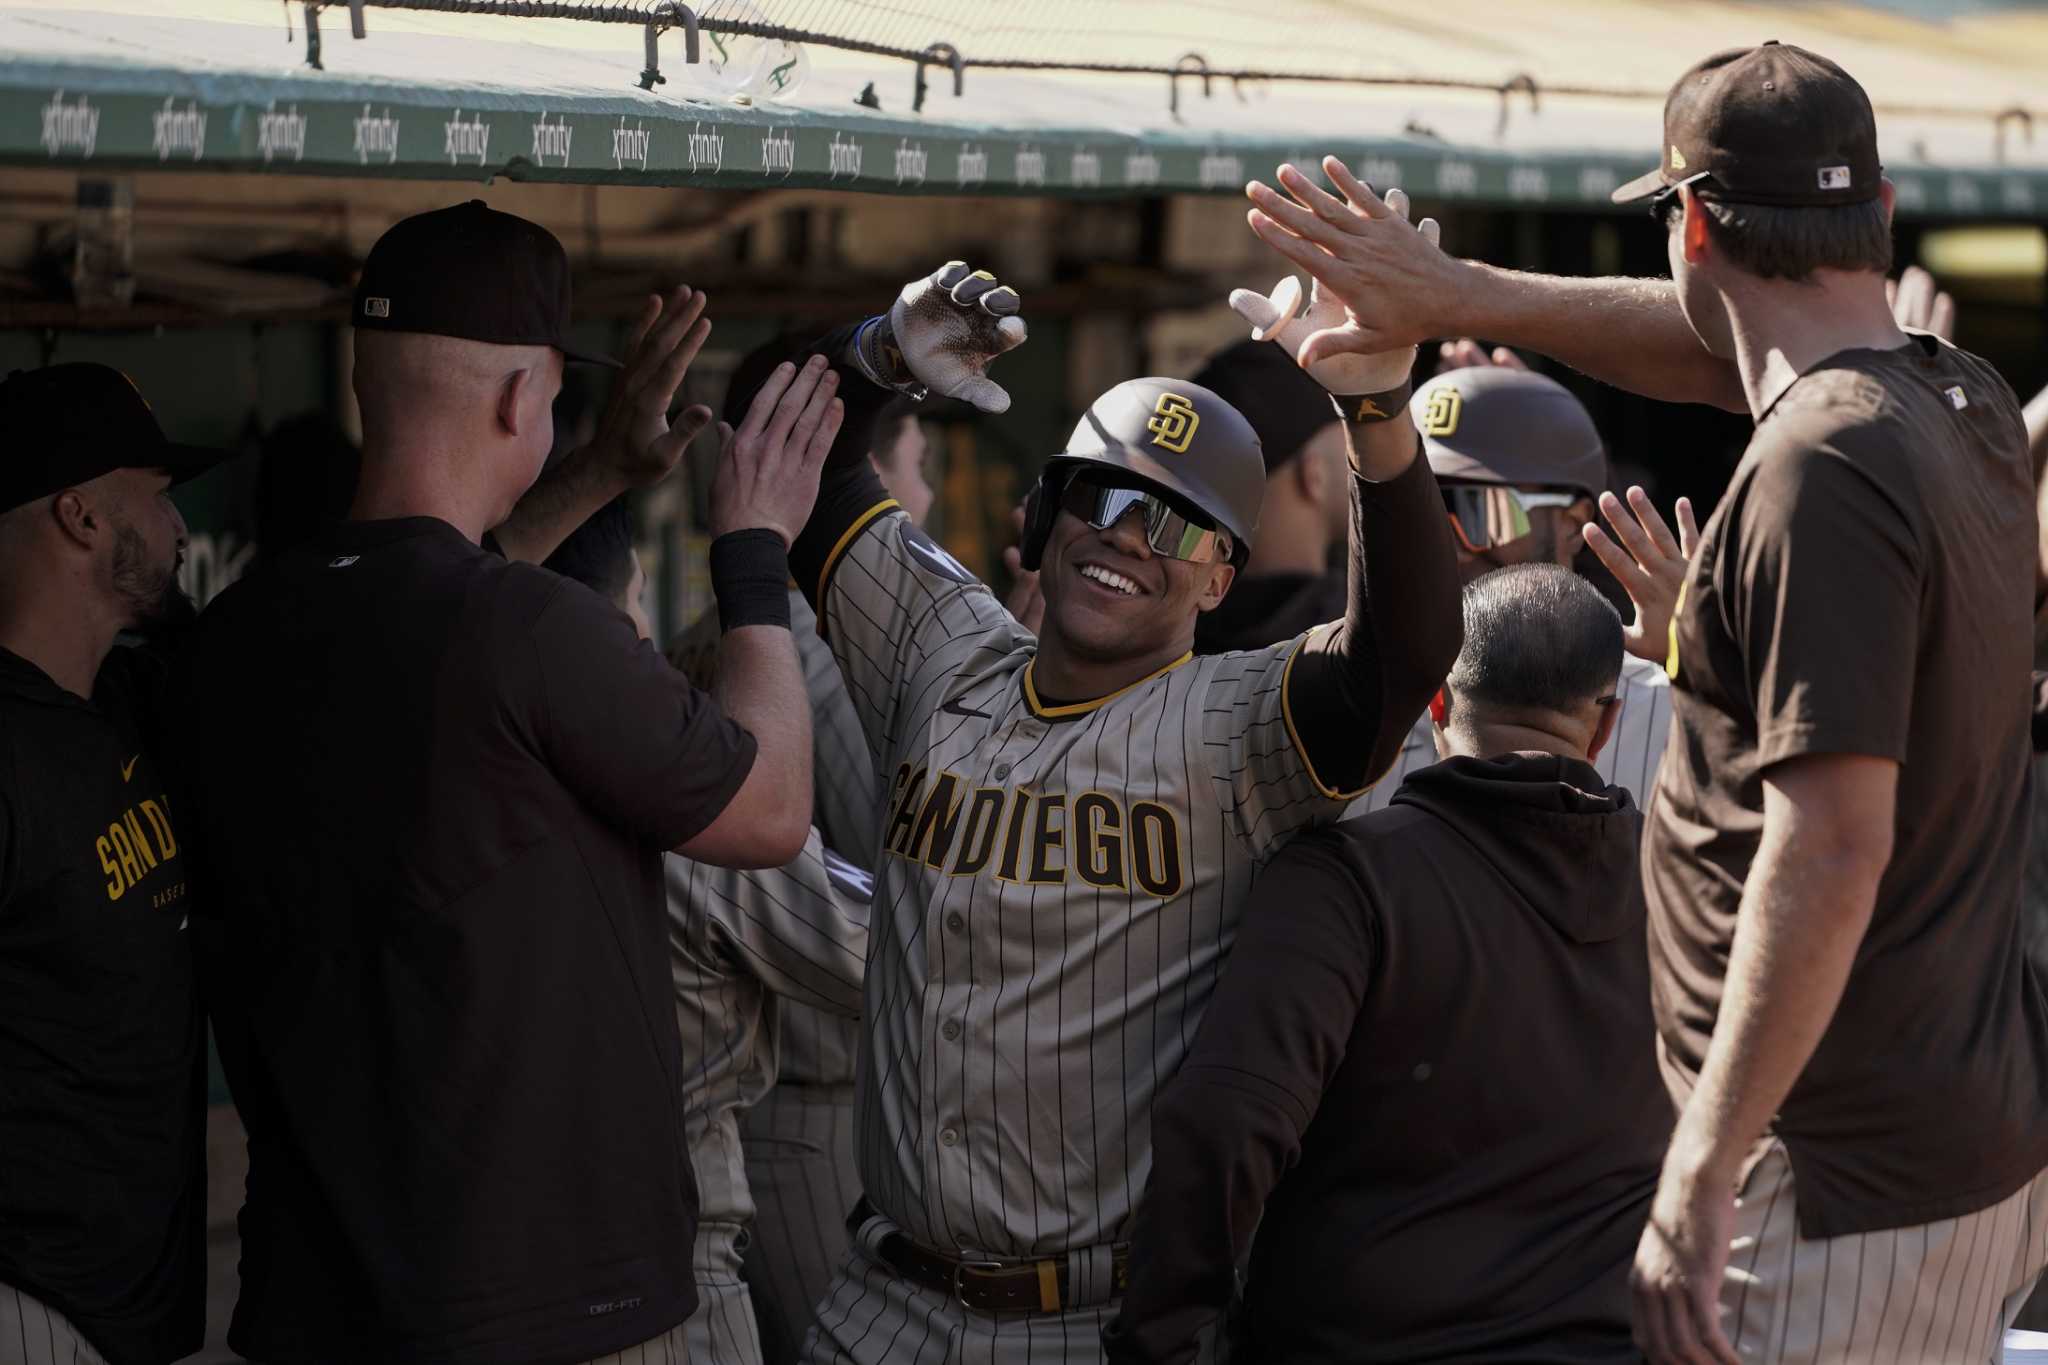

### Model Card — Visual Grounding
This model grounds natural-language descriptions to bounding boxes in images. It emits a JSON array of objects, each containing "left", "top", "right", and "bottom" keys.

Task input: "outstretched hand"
[
  {"left": 1583, "top": 487, "right": 1699, "bottom": 665},
  {"left": 1234, "top": 169, "right": 1440, "bottom": 393},
  {"left": 1245, "top": 158, "right": 1466, "bottom": 366},
  {"left": 710, "top": 355, "right": 844, "bottom": 545},
  {"left": 590, "top": 286, "right": 717, "bottom": 488},
  {"left": 867, "top": 262, "right": 1028, "bottom": 414}
]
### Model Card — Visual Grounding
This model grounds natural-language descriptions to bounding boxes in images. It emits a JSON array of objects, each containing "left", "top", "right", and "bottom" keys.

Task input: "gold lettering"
[
  {"left": 140, "top": 799, "right": 178, "bottom": 861},
  {"left": 1025, "top": 794, "right": 1068, "bottom": 885},
  {"left": 107, "top": 821, "right": 145, "bottom": 891},
  {"left": 1073, "top": 793, "right": 1125, "bottom": 890},
  {"left": 98, "top": 836, "right": 123, "bottom": 900},
  {"left": 122, "top": 809, "right": 158, "bottom": 873}
]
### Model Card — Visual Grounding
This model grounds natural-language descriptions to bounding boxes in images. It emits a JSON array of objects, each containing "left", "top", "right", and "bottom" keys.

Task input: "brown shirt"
[{"left": 1646, "top": 334, "right": 2048, "bottom": 1238}]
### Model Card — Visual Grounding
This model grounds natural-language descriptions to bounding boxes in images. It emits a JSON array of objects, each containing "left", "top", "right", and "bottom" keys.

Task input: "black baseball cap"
[
  {"left": 1612, "top": 42, "right": 1882, "bottom": 208},
  {"left": 1411, "top": 368, "right": 1606, "bottom": 499},
  {"left": 1189, "top": 340, "right": 1334, "bottom": 473},
  {"left": 353, "top": 200, "right": 617, "bottom": 366},
  {"left": 0, "top": 363, "right": 227, "bottom": 513}
]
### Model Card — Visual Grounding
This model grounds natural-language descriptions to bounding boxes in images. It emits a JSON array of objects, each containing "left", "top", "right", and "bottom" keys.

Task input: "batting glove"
[
  {"left": 1230, "top": 187, "right": 1441, "bottom": 394},
  {"left": 847, "top": 262, "right": 1028, "bottom": 414}
]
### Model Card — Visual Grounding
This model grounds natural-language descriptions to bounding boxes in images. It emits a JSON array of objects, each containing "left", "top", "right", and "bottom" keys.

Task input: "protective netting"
[{"left": 294, "top": 0, "right": 1634, "bottom": 92}]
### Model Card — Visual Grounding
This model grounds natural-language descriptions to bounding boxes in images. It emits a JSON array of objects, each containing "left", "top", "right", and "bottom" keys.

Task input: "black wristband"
[
  {"left": 1330, "top": 380, "right": 1414, "bottom": 425},
  {"left": 710, "top": 529, "right": 793, "bottom": 632}
]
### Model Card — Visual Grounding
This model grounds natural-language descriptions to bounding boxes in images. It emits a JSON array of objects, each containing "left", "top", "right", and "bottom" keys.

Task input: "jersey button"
[
  {"left": 992, "top": 762, "right": 1011, "bottom": 781},
  {"left": 942, "top": 1019, "right": 962, "bottom": 1040},
  {"left": 946, "top": 912, "right": 966, "bottom": 933},
  {"left": 939, "top": 1126, "right": 961, "bottom": 1147}
]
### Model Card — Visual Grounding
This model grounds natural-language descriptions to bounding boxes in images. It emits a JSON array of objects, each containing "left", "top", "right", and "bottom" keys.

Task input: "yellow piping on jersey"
[
  {"left": 1281, "top": 628, "right": 1373, "bottom": 801},
  {"left": 815, "top": 498, "right": 902, "bottom": 636},
  {"left": 1022, "top": 651, "right": 1193, "bottom": 720}
]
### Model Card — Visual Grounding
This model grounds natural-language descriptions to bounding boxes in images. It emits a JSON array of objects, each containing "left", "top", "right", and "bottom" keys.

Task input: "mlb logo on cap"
[
  {"left": 363, "top": 297, "right": 391, "bottom": 318},
  {"left": 1818, "top": 165, "right": 1853, "bottom": 190}
]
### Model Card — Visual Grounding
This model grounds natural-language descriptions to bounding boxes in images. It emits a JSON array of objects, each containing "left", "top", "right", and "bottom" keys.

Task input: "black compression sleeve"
[
  {"left": 786, "top": 321, "right": 903, "bottom": 611},
  {"left": 1284, "top": 446, "right": 1463, "bottom": 793}
]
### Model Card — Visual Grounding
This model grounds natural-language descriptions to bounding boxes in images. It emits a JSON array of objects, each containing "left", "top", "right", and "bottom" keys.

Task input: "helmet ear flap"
[{"left": 1018, "top": 470, "right": 1063, "bottom": 571}]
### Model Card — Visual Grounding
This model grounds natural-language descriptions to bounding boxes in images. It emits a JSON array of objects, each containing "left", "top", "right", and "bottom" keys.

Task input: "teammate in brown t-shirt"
[{"left": 1242, "top": 42, "right": 2048, "bottom": 1365}]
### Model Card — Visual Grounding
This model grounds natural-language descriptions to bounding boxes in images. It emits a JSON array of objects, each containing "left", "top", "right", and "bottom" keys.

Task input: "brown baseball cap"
[{"left": 1612, "top": 42, "right": 1882, "bottom": 208}]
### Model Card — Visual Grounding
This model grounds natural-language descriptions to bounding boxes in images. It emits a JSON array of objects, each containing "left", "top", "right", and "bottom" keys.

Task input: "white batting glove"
[
  {"left": 848, "top": 261, "right": 1028, "bottom": 414},
  {"left": 1230, "top": 187, "right": 1440, "bottom": 394}
]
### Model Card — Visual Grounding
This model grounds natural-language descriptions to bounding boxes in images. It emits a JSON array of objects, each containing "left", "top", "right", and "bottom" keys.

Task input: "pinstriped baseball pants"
[
  {"left": 742, "top": 1082, "right": 864, "bottom": 1365},
  {"left": 1724, "top": 1139, "right": 2048, "bottom": 1363},
  {"left": 0, "top": 1286, "right": 108, "bottom": 1365},
  {"left": 688, "top": 1220, "right": 766, "bottom": 1365},
  {"left": 577, "top": 1323, "right": 690, "bottom": 1365}
]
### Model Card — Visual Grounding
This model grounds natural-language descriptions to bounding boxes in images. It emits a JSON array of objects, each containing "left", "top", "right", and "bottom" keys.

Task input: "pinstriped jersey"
[
  {"left": 779, "top": 593, "right": 879, "bottom": 1088},
  {"left": 1349, "top": 652, "right": 1673, "bottom": 817},
  {"left": 814, "top": 503, "right": 1355, "bottom": 1258},
  {"left": 668, "top": 832, "right": 871, "bottom": 1229}
]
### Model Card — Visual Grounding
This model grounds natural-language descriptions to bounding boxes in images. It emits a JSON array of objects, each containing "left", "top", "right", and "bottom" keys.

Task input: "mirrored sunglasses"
[
  {"left": 1060, "top": 472, "right": 1231, "bottom": 564},
  {"left": 1442, "top": 483, "right": 1580, "bottom": 554}
]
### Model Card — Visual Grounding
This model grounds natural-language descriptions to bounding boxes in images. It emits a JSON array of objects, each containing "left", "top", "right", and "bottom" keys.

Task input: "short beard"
[{"left": 111, "top": 520, "right": 195, "bottom": 630}]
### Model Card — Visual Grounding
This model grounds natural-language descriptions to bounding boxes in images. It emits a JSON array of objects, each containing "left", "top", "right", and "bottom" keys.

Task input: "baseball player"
[
  {"left": 1351, "top": 364, "right": 1691, "bottom": 809},
  {"left": 1240, "top": 48, "right": 2048, "bottom": 1363},
  {"left": 668, "top": 352, "right": 935, "bottom": 1364},
  {"left": 736, "top": 180, "right": 1462, "bottom": 1362}
]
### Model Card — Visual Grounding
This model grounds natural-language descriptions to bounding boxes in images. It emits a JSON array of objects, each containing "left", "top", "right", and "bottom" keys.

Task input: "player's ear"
[
  {"left": 1195, "top": 560, "right": 1236, "bottom": 612},
  {"left": 1878, "top": 177, "right": 1897, "bottom": 229},
  {"left": 1680, "top": 187, "right": 1712, "bottom": 265},
  {"left": 1586, "top": 693, "right": 1621, "bottom": 763},
  {"left": 497, "top": 365, "right": 543, "bottom": 440},
  {"left": 50, "top": 486, "right": 100, "bottom": 551}
]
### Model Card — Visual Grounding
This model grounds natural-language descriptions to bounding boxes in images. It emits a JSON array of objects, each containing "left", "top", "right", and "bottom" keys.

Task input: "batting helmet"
[{"left": 1018, "top": 377, "right": 1265, "bottom": 571}]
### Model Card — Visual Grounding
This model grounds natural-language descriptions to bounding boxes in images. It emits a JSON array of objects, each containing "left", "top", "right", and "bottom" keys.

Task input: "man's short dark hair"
[
  {"left": 544, "top": 495, "right": 635, "bottom": 603},
  {"left": 1447, "top": 563, "right": 1623, "bottom": 718},
  {"left": 1668, "top": 197, "right": 1893, "bottom": 282}
]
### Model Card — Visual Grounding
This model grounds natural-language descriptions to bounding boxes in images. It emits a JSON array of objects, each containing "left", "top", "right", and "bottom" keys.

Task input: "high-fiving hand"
[
  {"left": 1246, "top": 158, "right": 1468, "bottom": 363},
  {"left": 1232, "top": 170, "right": 1440, "bottom": 394},
  {"left": 709, "top": 355, "right": 845, "bottom": 546},
  {"left": 1583, "top": 487, "right": 1700, "bottom": 665},
  {"left": 589, "top": 286, "right": 717, "bottom": 488},
  {"left": 855, "top": 262, "right": 1028, "bottom": 414}
]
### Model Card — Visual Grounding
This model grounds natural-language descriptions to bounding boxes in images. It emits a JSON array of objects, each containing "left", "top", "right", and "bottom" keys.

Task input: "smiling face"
[{"left": 1036, "top": 486, "right": 1236, "bottom": 668}]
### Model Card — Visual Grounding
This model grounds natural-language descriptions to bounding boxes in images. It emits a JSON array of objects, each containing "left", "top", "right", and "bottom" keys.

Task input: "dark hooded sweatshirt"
[{"left": 1105, "top": 753, "right": 1671, "bottom": 1365}]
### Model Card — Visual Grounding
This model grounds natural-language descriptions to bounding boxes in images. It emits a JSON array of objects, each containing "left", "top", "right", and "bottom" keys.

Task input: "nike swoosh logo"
[
  {"left": 120, "top": 755, "right": 139, "bottom": 782},
  {"left": 940, "top": 697, "right": 991, "bottom": 719}
]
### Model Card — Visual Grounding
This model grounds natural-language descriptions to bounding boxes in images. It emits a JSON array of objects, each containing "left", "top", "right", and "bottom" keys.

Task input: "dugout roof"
[{"left": 2, "top": 0, "right": 2046, "bottom": 215}]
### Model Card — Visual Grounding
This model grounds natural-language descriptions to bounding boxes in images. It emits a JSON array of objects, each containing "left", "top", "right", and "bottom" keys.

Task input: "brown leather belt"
[{"left": 875, "top": 1231, "right": 1130, "bottom": 1315}]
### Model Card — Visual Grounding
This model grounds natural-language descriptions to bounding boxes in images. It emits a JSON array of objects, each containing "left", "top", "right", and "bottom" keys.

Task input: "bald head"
[
  {"left": 349, "top": 329, "right": 563, "bottom": 534},
  {"left": 1436, "top": 563, "right": 1624, "bottom": 763}
]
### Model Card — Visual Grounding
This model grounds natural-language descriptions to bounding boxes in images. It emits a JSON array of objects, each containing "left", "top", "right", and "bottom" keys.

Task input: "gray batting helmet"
[{"left": 1019, "top": 377, "right": 1265, "bottom": 570}]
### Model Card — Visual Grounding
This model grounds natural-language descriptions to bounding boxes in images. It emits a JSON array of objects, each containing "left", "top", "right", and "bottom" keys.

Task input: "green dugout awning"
[{"left": 3, "top": 2, "right": 2046, "bottom": 216}]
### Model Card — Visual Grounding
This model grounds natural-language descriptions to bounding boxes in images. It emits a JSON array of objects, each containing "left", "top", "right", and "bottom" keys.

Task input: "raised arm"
[
  {"left": 1246, "top": 159, "right": 1746, "bottom": 413},
  {"left": 492, "top": 287, "right": 715, "bottom": 563},
  {"left": 1229, "top": 175, "right": 1464, "bottom": 795},
  {"left": 675, "top": 358, "right": 844, "bottom": 868}
]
